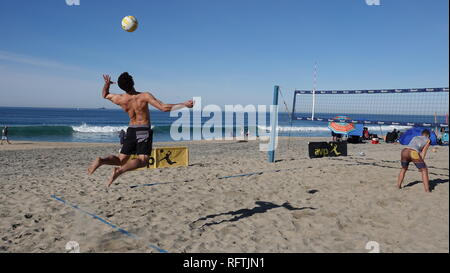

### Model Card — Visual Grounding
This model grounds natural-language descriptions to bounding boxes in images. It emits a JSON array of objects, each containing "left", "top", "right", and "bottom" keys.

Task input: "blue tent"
[
  {"left": 348, "top": 124, "right": 364, "bottom": 137},
  {"left": 399, "top": 127, "right": 438, "bottom": 146}
]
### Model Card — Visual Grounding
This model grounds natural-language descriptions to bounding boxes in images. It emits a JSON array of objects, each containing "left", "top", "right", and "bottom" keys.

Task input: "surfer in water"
[
  {"left": 87, "top": 73, "right": 194, "bottom": 186},
  {"left": 397, "top": 129, "right": 432, "bottom": 192}
]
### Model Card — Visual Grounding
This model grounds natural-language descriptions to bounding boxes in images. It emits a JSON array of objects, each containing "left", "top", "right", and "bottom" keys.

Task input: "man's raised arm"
[
  {"left": 102, "top": 75, "right": 114, "bottom": 98},
  {"left": 145, "top": 92, "right": 194, "bottom": 112},
  {"left": 102, "top": 75, "right": 120, "bottom": 104}
]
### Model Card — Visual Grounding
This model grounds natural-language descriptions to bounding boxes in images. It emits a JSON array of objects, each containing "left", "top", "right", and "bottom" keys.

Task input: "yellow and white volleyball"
[{"left": 121, "top": 16, "right": 138, "bottom": 32}]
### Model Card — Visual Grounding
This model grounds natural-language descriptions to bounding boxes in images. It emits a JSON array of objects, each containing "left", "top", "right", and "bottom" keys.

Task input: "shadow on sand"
[
  {"left": 404, "top": 178, "right": 449, "bottom": 192},
  {"left": 192, "top": 201, "right": 316, "bottom": 228}
]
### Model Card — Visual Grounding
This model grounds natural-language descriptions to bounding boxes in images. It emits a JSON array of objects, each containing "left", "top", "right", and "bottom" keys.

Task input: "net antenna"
[{"left": 311, "top": 62, "right": 318, "bottom": 120}]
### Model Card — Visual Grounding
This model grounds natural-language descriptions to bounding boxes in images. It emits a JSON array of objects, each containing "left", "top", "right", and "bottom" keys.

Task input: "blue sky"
[{"left": 0, "top": 0, "right": 448, "bottom": 109}]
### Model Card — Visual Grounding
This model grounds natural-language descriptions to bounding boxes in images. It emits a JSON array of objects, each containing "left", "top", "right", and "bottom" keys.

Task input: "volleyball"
[{"left": 121, "top": 16, "right": 138, "bottom": 32}]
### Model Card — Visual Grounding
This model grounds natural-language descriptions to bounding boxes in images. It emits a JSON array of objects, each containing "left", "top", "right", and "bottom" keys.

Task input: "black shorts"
[{"left": 120, "top": 126, "right": 153, "bottom": 156}]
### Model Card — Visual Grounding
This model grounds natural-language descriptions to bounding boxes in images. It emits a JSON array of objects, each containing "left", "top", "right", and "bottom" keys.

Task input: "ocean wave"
[
  {"left": 72, "top": 124, "right": 185, "bottom": 134},
  {"left": 5, "top": 123, "right": 414, "bottom": 137},
  {"left": 72, "top": 123, "right": 127, "bottom": 133},
  {"left": 7, "top": 124, "right": 128, "bottom": 136},
  {"left": 8, "top": 126, "right": 74, "bottom": 136},
  {"left": 365, "top": 125, "right": 412, "bottom": 131}
]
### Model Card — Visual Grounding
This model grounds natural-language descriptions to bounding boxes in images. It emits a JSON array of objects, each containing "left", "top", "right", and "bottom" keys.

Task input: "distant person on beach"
[
  {"left": 441, "top": 128, "right": 449, "bottom": 144},
  {"left": 87, "top": 73, "right": 194, "bottom": 186},
  {"left": 1, "top": 126, "right": 11, "bottom": 145},
  {"left": 397, "top": 129, "right": 431, "bottom": 192},
  {"left": 362, "top": 127, "right": 370, "bottom": 140},
  {"left": 385, "top": 129, "right": 399, "bottom": 143},
  {"left": 437, "top": 127, "right": 449, "bottom": 145},
  {"left": 331, "top": 131, "right": 342, "bottom": 142}
]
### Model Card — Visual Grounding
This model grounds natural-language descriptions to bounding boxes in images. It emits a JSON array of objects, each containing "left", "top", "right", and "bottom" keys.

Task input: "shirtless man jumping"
[{"left": 88, "top": 73, "right": 194, "bottom": 186}]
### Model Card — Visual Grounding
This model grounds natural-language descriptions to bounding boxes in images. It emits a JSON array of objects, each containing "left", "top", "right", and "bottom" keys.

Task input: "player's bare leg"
[
  {"left": 88, "top": 154, "right": 129, "bottom": 175},
  {"left": 421, "top": 168, "right": 430, "bottom": 192},
  {"left": 106, "top": 155, "right": 148, "bottom": 187},
  {"left": 397, "top": 167, "right": 408, "bottom": 189}
]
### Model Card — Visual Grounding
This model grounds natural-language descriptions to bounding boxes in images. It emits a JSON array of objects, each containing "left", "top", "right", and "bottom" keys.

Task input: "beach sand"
[{"left": 0, "top": 138, "right": 448, "bottom": 253}]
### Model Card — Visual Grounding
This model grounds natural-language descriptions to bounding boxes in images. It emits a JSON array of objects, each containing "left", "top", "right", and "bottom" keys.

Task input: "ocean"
[{"left": 0, "top": 107, "right": 420, "bottom": 143}]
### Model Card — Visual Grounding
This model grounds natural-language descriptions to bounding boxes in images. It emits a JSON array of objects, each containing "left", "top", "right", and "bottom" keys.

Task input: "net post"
[
  {"left": 291, "top": 91, "right": 298, "bottom": 121},
  {"left": 268, "top": 85, "right": 279, "bottom": 163}
]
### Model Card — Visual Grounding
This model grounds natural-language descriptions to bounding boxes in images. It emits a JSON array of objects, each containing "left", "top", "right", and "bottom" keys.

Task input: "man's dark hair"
[
  {"left": 118, "top": 72, "right": 134, "bottom": 93},
  {"left": 422, "top": 129, "right": 430, "bottom": 137}
]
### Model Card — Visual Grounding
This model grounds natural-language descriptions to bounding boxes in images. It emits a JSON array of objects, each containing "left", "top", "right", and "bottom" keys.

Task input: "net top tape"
[{"left": 294, "top": 87, "right": 449, "bottom": 95}]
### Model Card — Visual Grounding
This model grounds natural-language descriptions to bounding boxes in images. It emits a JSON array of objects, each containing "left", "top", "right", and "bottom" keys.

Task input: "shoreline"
[{"left": 0, "top": 137, "right": 332, "bottom": 151}]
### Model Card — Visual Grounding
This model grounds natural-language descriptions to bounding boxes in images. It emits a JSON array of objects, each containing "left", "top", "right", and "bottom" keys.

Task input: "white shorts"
[{"left": 1, "top": 136, "right": 8, "bottom": 140}]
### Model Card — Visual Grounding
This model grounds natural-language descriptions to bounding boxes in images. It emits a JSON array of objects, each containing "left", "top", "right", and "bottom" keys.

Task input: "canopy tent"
[
  {"left": 399, "top": 127, "right": 438, "bottom": 146},
  {"left": 347, "top": 124, "right": 364, "bottom": 137}
]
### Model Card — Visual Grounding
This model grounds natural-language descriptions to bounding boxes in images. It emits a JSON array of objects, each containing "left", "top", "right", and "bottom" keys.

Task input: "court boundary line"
[
  {"left": 50, "top": 194, "right": 168, "bottom": 253},
  {"left": 129, "top": 168, "right": 295, "bottom": 189}
]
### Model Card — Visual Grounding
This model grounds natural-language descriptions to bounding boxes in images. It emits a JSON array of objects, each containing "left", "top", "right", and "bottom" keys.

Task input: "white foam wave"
[
  {"left": 72, "top": 123, "right": 128, "bottom": 133},
  {"left": 71, "top": 123, "right": 413, "bottom": 134},
  {"left": 365, "top": 125, "right": 412, "bottom": 131}
]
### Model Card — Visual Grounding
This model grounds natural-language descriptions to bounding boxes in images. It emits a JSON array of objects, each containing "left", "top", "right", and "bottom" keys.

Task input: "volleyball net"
[{"left": 292, "top": 88, "right": 449, "bottom": 127}]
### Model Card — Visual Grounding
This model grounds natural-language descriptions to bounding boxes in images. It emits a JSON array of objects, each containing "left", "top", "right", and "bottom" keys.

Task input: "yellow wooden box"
[{"left": 130, "top": 146, "right": 189, "bottom": 170}]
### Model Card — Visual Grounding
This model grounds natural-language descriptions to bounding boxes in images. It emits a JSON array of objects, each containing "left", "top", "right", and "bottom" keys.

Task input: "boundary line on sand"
[
  {"left": 129, "top": 168, "right": 296, "bottom": 189},
  {"left": 50, "top": 194, "right": 168, "bottom": 253},
  {"left": 129, "top": 181, "right": 177, "bottom": 189}
]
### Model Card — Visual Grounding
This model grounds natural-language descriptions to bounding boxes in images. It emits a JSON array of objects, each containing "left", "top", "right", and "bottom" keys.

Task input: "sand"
[{"left": 0, "top": 138, "right": 448, "bottom": 253}]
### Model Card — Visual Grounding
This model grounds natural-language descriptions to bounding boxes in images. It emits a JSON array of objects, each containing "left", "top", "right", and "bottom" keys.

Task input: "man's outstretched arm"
[
  {"left": 145, "top": 92, "right": 194, "bottom": 112},
  {"left": 102, "top": 75, "right": 120, "bottom": 104}
]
